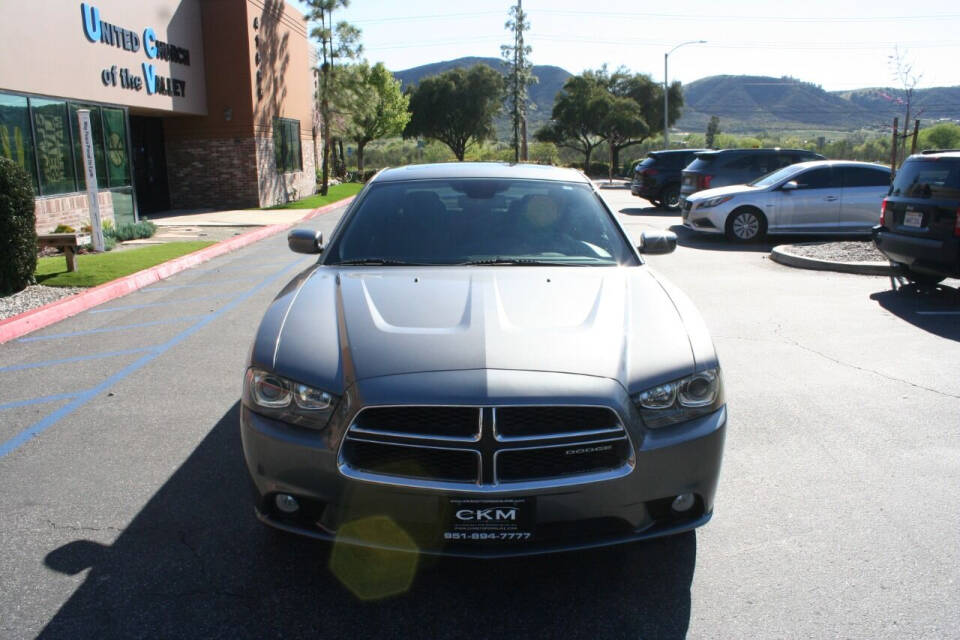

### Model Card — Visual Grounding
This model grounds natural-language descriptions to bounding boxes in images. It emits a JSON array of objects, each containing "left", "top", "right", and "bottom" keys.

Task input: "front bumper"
[
  {"left": 681, "top": 200, "right": 726, "bottom": 235},
  {"left": 240, "top": 374, "right": 727, "bottom": 557}
]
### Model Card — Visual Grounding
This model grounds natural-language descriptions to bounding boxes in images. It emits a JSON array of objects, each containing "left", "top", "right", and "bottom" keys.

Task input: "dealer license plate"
[
  {"left": 903, "top": 211, "right": 923, "bottom": 227},
  {"left": 444, "top": 497, "right": 535, "bottom": 542}
]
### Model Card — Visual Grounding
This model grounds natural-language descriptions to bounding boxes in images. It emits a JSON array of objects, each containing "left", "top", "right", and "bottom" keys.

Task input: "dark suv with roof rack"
[
  {"left": 873, "top": 150, "right": 960, "bottom": 285},
  {"left": 680, "top": 148, "right": 825, "bottom": 205},
  {"left": 631, "top": 149, "right": 706, "bottom": 209}
]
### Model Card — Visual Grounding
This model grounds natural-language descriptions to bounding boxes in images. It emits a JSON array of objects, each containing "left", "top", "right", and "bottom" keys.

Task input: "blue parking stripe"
[
  {"left": 0, "top": 391, "right": 85, "bottom": 412},
  {"left": 88, "top": 292, "right": 235, "bottom": 314},
  {"left": 0, "top": 346, "right": 158, "bottom": 374},
  {"left": 0, "top": 257, "right": 307, "bottom": 459},
  {"left": 16, "top": 315, "right": 212, "bottom": 343},
  {"left": 145, "top": 277, "right": 258, "bottom": 292}
]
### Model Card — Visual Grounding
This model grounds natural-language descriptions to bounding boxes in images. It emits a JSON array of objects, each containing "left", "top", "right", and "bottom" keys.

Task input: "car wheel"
[
  {"left": 902, "top": 266, "right": 946, "bottom": 286},
  {"left": 660, "top": 185, "right": 681, "bottom": 210},
  {"left": 725, "top": 208, "right": 767, "bottom": 242}
]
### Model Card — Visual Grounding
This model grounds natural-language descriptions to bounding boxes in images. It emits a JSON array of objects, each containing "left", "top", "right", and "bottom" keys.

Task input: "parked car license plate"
[
  {"left": 903, "top": 211, "right": 923, "bottom": 227},
  {"left": 444, "top": 497, "right": 535, "bottom": 542}
]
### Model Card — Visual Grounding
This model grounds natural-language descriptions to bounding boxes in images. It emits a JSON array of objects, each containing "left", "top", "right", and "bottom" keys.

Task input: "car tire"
[
  {"left": 660, "top": 185, "right": 681, "bottom": 210},
  {"left": 649, "top": 199, "right": 661, "bottom": 208},
  {"left": 725, "top": 208, "right": 767, "bottom": 242},
  {"left": 902, "top": 266, "right": 946, "bottom": 286}
]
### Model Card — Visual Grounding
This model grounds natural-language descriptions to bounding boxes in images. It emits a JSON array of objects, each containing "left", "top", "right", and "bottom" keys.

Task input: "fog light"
[
  {"left": 671, "top": 493, "right": 695, "bottom": 512},
  {"left": 275, "top": 493, "right": 300, "bottom": 514}
]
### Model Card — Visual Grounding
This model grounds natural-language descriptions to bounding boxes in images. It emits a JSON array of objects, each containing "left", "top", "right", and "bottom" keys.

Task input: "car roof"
[
  {"left": 912, "top": 151, "right": 960, "bottom": 159},
  {"left": 694, "top": 148, "right": 821, "bottom": 157},
  {"left": 371, "top": 162, "right": 591, "bottom": 184},
  {"left": 785, "top": 160, "right": 891, "bottom": 171},
  {"left": 649, "top": 149, "right": 706, "bottom": 156}
]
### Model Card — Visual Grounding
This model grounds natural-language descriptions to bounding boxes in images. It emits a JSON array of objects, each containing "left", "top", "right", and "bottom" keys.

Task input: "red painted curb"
[{"left": 0, "top": 195, "right": 355, "bottom": 344}]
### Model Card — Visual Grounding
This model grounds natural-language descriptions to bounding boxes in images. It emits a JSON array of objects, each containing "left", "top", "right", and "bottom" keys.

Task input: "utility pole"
[
  {"left": 663, "top": 40, "right": 706, "bottom": 149},
  {"left": 889, "top": 117, "right": 899, "bottom": 178},
  {"left": 910, "top": 119, "right": 920, "bottom": 156},
  {"left": 319, "top": 7, "right": 330, "bottom": 196}
]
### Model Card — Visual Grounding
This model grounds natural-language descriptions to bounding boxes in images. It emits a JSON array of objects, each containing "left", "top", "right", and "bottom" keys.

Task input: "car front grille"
[{"left": 339, "top": 405, "right": 632, "bottom": 488}]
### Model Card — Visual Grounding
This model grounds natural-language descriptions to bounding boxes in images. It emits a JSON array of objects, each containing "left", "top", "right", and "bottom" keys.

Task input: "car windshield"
[
  {"left": 325, "top": 178, "right": 635, "bottom": 266},
  {"left": 748, "top": 165, "right": 802, "bottom": 187}
]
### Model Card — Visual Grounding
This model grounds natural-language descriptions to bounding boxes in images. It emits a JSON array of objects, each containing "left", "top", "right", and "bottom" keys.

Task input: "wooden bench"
[{"left": 37, "top": 233, "right": 81, "bottom": 272}]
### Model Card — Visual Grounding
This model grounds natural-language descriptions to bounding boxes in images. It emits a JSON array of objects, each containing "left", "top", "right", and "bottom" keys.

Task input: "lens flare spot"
[{"left": 329, "top": 515, "right": 420, "bottom": 600}]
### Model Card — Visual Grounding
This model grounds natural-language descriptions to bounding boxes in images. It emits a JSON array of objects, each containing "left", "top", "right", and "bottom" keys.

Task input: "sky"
[{"left": 291, "top": 0, "right": 960, "bottom": 91}]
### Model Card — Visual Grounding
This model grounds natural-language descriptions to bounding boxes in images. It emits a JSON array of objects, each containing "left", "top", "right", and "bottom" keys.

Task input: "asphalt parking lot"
[{"left": 1, "top": 189, "right": 959, "bottom": 639}]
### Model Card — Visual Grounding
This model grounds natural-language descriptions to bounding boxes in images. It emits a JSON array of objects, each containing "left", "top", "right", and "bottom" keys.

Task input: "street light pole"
[{"left": 664, "top": 40, "right": 706, "bottom": 149}]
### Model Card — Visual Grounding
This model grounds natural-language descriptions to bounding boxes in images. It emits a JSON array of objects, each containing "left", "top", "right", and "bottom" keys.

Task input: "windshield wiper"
[
  {"left": 461, "top": 257, "right": 605, "bottom": 266},
  {"left": 336, "top": 258, "right": 429, "bottom": 266}
]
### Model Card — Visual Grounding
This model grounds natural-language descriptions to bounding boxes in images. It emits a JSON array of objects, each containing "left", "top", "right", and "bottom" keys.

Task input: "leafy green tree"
[
  {"left": 594, "top": 94, "right": 646, "bottom": 180},
  {"left": 305, "top": 0, "right": 362, "bottom": 194},
  {"left": 501, "top": 0, "right": 536, "bottom": 162},
  {"left": 403, "top": 65, "right": 504, "bottom": 161},
  {"left": 340, "top": 62, "right": 410, "bottom": 175},
  {"left": 705, "top": 116, "right": 721, "bottom": 148},
  {"left": 534, "top": 74, "right": 606, "bottom": 169},
  {"left": 919, "top": 122, "right": 960, "bottom": 150},
  {"left": 600, "top": 67, "right": 683, "bottom": 169}
]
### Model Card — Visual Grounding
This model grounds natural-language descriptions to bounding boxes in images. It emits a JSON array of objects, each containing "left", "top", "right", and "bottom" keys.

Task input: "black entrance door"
[{"left": 130, "top": 115, "right": 170, "bottom": 214}]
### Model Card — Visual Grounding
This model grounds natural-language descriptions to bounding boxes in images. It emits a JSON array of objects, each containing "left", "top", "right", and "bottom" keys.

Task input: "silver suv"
[
  {"left": 241, "top": 163, "right": 727, "bottom": 557},
  {"left": 680, "top": 148, "right": 825, "bottom": 205}
]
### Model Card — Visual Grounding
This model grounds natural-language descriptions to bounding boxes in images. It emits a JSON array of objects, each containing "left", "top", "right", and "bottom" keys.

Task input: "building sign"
[{"left": 80, "top": 3, "right": 189, "bottom": 98}]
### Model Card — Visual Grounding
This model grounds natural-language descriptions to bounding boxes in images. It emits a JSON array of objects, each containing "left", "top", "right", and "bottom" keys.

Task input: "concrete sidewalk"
[{"left": 149, "top": 208, "right": 312, "bottom": 227}]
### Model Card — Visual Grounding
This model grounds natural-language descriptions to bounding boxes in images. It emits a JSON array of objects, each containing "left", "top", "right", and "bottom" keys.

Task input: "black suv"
[
  {"left": 680, "top": 148, "right": 825, "bottom": 203},
  {"left": 631, "top": 149, "right": 705, "bottom": 209},
  {"left": 873, "top": 151, "right": 960, "bottom": 284}
]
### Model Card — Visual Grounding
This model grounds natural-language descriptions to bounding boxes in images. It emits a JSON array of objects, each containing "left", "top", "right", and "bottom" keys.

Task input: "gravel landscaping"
[
  {"left": 780, "top": 240, "right": 887, "bottom": 263},
  {"left": 0, "top": 285, "right": 84, "bottom": 321}
]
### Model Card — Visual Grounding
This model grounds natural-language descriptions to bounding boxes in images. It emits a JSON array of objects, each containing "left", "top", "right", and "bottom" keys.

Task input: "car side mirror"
[
  {"left": 638, "top": 230, "right": 677, "bottom": 255},
  {"left": 288, "top": 228, "right": 323, "bottom": 254},
  {"left": 781, "top": 181, "right": 798, "bottom": 191}
]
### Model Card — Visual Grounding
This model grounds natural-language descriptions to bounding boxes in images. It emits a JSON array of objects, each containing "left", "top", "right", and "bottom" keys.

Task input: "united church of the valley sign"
[{"left": 80, "top": 2, "right": 190, "bottom": 98}]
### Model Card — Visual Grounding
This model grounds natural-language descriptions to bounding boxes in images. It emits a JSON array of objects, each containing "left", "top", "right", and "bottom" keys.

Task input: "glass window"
[
  {"left": 748, "top": 165, "right": 802, "bottom": 188},
  {"left": 795, "top": 167, "right": 840, "bottom": 189},
  {"left": 102, "top": 108, "right": 131, "bottom": 187},
  {"left": 30, "top": 98, "right": 77, "bottom": 195},
  {"left": 273, "top": 117, "right": 302, "bottom": 173},
  {"left": 889, "top": 159, "right": 960, "bottom": 200},
  {"left": 0, "top": 93, "right": 37, "bottom": 193},
  {"left": 842, "top": 166, "right": 890, "bottom": 188},
  {"left": 725, "top": 155, "right": 758, "bottom": 171},
  {"left": 327, "top": 179, "right": 635, "bottom": 266},
  {"left": 69, "top": 103, "right": 107, "bottom": 187}
]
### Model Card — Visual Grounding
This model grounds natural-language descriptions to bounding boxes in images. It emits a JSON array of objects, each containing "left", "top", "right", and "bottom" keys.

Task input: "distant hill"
[
  {"left": 677, "top": 75, "right": 960, "bottom": 133},
  {"left": 392, "top": 56, "right": 571, "bottom": 137},
  {"left": 392, "top": 60, "right": 960, "bottom": 137}
]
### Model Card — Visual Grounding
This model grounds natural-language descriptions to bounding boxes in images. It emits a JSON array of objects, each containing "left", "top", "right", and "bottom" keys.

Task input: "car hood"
[
  {"left": 688, "top": 184, "right": 762, "bottom": 201},
  {"left": 256, "top": 266, "right": 704, "bottom": 393}
]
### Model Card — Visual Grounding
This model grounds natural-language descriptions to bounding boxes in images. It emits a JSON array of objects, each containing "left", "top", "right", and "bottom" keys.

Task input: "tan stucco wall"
[{"left": 0, "top": 0, "right": 206, "bottom": 114}]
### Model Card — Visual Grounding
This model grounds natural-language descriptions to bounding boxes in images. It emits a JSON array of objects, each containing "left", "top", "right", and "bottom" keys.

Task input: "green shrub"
[
  {"left": 110, "top": 220, "right": 157, "bottom": 242},
  {"left": 53, "top": 224, "right": 76, "bottom": 234},
  {"left": 0, "top": 157, "right": 37, "bottom": 294}
]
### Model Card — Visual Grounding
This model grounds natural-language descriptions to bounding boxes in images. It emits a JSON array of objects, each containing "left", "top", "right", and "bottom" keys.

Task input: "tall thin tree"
[
  {"left": 304, "top": 0, "right": 361, "bottom": 195},
  {"left": 501, "top": 0, "right": 536, "bottom": 163}
]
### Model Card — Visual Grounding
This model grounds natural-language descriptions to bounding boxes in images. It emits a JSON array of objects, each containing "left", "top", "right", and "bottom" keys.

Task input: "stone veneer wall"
[
  {"left": 33, "top": 192, "right": 115, "bottom": 235},
  {"left": 255, "top": 135, "right": 317, "bottom": 208},
  {"left": 165, "top": 136, "right": 261, "bottom": 210}
]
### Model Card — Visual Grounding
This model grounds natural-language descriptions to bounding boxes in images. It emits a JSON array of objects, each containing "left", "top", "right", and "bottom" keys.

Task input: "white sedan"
[{"left": 681, "top": 160, "right": 891, "bottom": 242}]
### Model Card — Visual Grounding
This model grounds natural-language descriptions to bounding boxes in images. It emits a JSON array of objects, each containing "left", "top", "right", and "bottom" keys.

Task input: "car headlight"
[
  {"left": 243, "top": 366, "right": 339, "bottom": 430},
  {"left": 698, "top": 195, "right": 735, "bottom": 209},
  {"left": 632, "top": 368, "right": 723, "bottom": 428}
]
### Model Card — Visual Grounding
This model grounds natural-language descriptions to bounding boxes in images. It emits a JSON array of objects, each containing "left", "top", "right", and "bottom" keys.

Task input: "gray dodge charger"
[{"left": 241, "top": 163, "right": 726, "bottom": 557}]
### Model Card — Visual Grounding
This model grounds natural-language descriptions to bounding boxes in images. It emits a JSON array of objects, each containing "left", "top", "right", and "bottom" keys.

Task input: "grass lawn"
[
  {"left": 35, "top": 242, "right": 215, "bottom": 288},
  {"left": 265, "top": 182, "right": 363, "bottom": 209}
]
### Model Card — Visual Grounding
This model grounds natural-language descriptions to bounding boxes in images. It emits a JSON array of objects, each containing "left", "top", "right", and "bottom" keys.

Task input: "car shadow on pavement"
[
  {"left": 668, "top": 225, "right": 775, "bottom": 253},
  {"left": 620, "top": 206, "right": 681, "bottom": 217},
  {"left": 870, "top": 282, "right": 960, "bottom": 342},
  {"left": 39, "top": 402, "right": 697, "bottom": 639}
]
